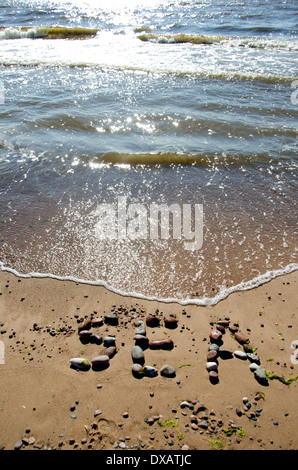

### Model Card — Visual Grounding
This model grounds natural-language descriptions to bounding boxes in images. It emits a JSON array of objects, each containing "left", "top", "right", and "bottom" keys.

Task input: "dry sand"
[{"left": 0, "top": 269, "right": 297, "bottom": 451}]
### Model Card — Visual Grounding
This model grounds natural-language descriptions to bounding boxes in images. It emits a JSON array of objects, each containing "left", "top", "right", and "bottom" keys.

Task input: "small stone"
[
  {"left": 91, "top": 317, "right": 104, "bottom": 327},
  {"left": 247, "top": 353, "right": 260, "bottom": 364},
  {"left": 149, "top": 339, "right": 174, "bottom": 350},
  {"left": 191, "top": 423, "right": 198, "bottom": 430},
  {"left": 208, "top": 343, "right": 219, "bottom": 352},
  {"left": 209, "top": 330, "right": 222, "bottom": 343},
  {"left": 146, "top": 316, "right": 160, "bottom": 327},
  {"left": 135, "top": 321, "right": 146, "bottom": 336},
  {"left": 90, "top": 333, "right": 102, "bottom": 345},
  {"left": 228, "top": 324, "right": 239, "bottom": 333},
  {"left": 234, "top": 332, "right": 249, "bottom": 345},
  {"left": 197, "top": 421, "right": 208, "bottom": 430},
  {"left": 218, "top": 349, "right": 233, "bottom": 359},
  {"left": 14, "top": 441, "right": 23, "bottom": 450},
  {"left": 28, "top": 437, "right": 35, "bottom": 445},
  {"left": 160, "top": 365, "right": 176, "bottom": 378},
  {"left": 209, "top": 371, "right": 219, "bottom": 383},
  {"left": 143, "top": 366, "right": 158, "bottom": 377},
  {"left": 104, "top": 346, "right": 117, "bottom": 358},
  {"left": 249, "top": 363, "right": 260, "bottom": 372},
  {"left": 164, "top": 317, "right": 178, "bottom": 329},
  {"left": 70, "top": 358, "right": 91, "bottom": 371},
  {"left": 78, "top": 330, "right": 93, "bottom": 343},
  {"left": 134, "top": 334, "right": 149, "bottom": 349},
  {"left": 131, "top": 363, "right": 143, "bottom": 377},
  {"left": 206, "top": 361, "right": 218, "bottom": 372},
  {"left": 131, "top": 346, "right": 145, "bottom": 365},
  {"left": 207, "top": 350, "right": 218, "bottom": 361},
  {"left": 104, "top": 336, "right": 116, "bottom": 347},
  {"left": 236, "top": 407, "right": 242, "bottom": 417},
  {"left": 104, "top": 315, "right": 118, "bottom": 326},
  {"left": 273, "top": 421, "right": 279, "bottom": 426},
  {"left": 234, "top": 350, "right": 247, "bottom": 360},
  {"left": 78, "top": 319, "right": 92, "bottom": 332},
  {"left": 94, "top": 409, "right": 102, "bottom": 417},
  {"left": 91, "top": 355, "right": 110, "bottom": 370},
  {"left": 254, "top": 368, "right": 269, "bottom": 386}
]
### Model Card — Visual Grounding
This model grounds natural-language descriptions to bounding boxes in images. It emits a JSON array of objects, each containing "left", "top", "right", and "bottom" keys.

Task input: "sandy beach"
[{"left": 0, "top": 269, "right": 297, "bottom": 452}]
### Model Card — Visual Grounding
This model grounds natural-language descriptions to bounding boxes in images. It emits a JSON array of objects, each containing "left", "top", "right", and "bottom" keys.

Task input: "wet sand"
[{"left": 0, "top": 269, "right": 297, "bottom": 451}]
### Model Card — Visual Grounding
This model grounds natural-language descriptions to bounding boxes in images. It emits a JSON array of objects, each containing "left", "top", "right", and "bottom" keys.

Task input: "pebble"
[
  {"left": 208, "top": 343, "right": 219, "bottom": 352},
  {"left": 104, "top": 315, "right": 118, "bottom": 326},
  {"left": 91, "top": 355, "right": 110, "bottom": 370},
  {"left": 131, "top": 346, "right": 145, "bottom": 365},
  {"left": 209, "top": 371, "right": 219, "bottom": 383},
  {"left": 207, "top": 350, "right": 218, "bottom": 361},
  {"left": 254, "top": 368, "right": 269, "bottom": 385},
  {"left": 69, "top": 358, "right": 91, "bottom": 371},
  {"left": 209, "top": 330, "right": 222, "bottom": 343},
  {"left": 134, "top": 334, "right": 149, "bottom": 349},
  {"left": 206, "top": 361, "right": 218, "bottom": 372},
  {"left": 78, "top": 319, "right": 92, "bottom": 332},
  {"left": 197, "top": 421, "right": 208, "bottom": 429},
  {"left": 143, "top": 366, "right": 158, "bottom": 377},
  {"left": 91, "top": 317, "right": 104, "bottom": 327},
  {"left": 131, "top": 363, "right": 143, "bottom": 377},
  {"left": 234, "top": 350, "right": 247, "bottom": 360},
  {"left": 79, "top": 330, "right": 93, "bottom": 343},
  {"left": 104, "top": 336, "right": 116, "bottom": 347},
  {"left": 249, "top": 363, "right": 260, "bottom": 372},
  {"left": 164, "top": 317, "right": 178, "bottom": 329},
  {"left": 146, "top": 316, "right": 160, "bottom": 327},
  {"left": 90, "top": 333, "right": 102, "bottom": 345},
  {"left": 218, "top": 349, "right": 233, "bottom": 359},
  {"left": 149, "top": 339, "right": 174, "bottom": 350},
  {"left": 14, "top": 441, "right": 23, "bottom": 450},
  {"left": 247, "top": 353, "right": 260, "bottom": 364},
  {"left": 234, "top": 332, "right": 249, "bottom": 345},
  {"left": 135, "top": 321, "right": 146, "bottom": 336},
  {"left": 160, "top": 365, "right": 176, "bottom": 378},
  {"left": 104, "top": 346, "right": 117, "bottom": 358}
]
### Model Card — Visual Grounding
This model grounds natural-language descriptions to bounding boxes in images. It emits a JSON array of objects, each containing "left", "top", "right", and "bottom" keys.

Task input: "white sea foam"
[{"left": 1, "top": 260, "right": 297, "bottom": 307}]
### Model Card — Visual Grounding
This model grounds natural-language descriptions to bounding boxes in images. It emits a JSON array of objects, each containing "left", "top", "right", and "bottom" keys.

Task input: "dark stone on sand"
[
  {"left": 146, "top": 316, "right": 160, "bottom": 327},
  {"left": 209, "top": 330, "right": 222, "bottom": 343},
  {"left": 104, "top": 346, "right": 117, "bottom": 358},
  {"left": 104, "top": 336, "right": 116, "bottom": 347},
  {"left": 79, "top": 330, "right": 93, "bottom": 344},
  {"left": 78, "top": 319, "right": 92, "bottom": 332},
  {"left": 149, "top": 339, "right": 174, "bottom": 350},
  {"left": 131, "top": 363, "right": 144, "bottom": 378},
  {"left": 228, "top": 324, "right": 239, "bottom": 334},
  {"left": 90, "top": 333, "right": 102, "bottom": 345},
  {"left": 209, "top": 371, "right": 219, "bottom": 384},
  {"left": 91, "top": 355, "right": 110, "bottom": 371},
  {"left": 218, "top": 349, "right": 233, "bottom": 359},
  {"left": 144, "top": 366, "right": 158, "bottom": 377},
  {"left": 91, "top": 317, "right": 104, "bottom": 327},
  {"left": 207, "top": 350, "right": 218, "bottom": 361},
  {"left": 254, "top": 368, "right": 269, "bottom": 386},
  {"left": 104, "top": 315, "right": 118, "bottom": 326},
  {"left": 234, "top": 332, "right": 249, "bottom": 345},
  {"left": 164, "top": 317, "right": 178, "bottom": 329},
  {"left": 134, "top": 334, "right": 149, "bottom": 349},
  {"left": 160, "top": 365, "right": 176, "bottom": 378},
  {"left": 216, "top": 324, "right": 226, "bottom": 334}
]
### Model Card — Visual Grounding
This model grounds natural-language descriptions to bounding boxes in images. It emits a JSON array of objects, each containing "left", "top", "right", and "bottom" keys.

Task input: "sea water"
[{"left": 0, "top": 0, "right": 297, "bottom": 304}]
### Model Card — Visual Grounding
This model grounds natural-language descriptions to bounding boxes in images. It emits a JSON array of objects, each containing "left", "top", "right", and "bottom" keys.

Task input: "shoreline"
[
  {"left": 1, "top": 261, "right": 297, "bottom": 307},
  {"left": 0, "top": 269, "right": 297, "bottom": 450}
]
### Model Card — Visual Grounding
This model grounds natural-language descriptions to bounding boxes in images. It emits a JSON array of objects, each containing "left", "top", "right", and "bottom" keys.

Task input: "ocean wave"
[
  {"left": 0, "top": 26, "right": 99, "bottom": 40},
  {"left": 0, "top": 59, "right": 293, "bottom": 84},
  {"left": 1, "top": 260, "right": 297, "bottom": 306},
  {"left": 137, "top": 32, "right": 298, "bottom": 51},
  {"left": 93, "top": 152, "right": 284, "bottom": 167}
]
